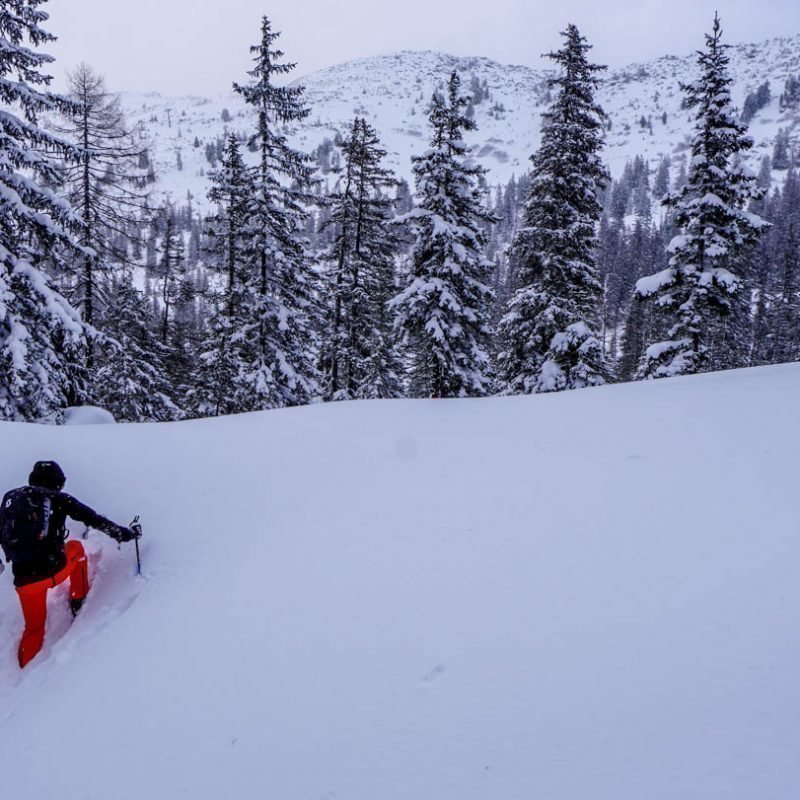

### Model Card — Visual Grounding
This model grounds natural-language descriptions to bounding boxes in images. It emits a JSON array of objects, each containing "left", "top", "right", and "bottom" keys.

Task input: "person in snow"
[{"left": 0, "top": 461, "right": 140, "bottom": 668}]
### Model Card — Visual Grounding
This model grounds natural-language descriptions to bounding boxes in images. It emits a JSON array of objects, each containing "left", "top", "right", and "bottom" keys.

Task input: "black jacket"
[{"left": 0, "top": 486, "right": 123, "bottom": 587}]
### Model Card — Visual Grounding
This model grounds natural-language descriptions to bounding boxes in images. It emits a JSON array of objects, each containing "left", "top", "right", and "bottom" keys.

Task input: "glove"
[{"left": 115, "top": 526, "right": 140, "bottom": 543}]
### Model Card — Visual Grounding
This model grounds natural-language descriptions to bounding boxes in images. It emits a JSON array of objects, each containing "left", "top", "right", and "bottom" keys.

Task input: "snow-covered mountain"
[
  {"left": 2, "top": 363, "right": 800, "bottom": 798},
  {"left": 120, "top": 35, "right": 800, "bottom": 212}
]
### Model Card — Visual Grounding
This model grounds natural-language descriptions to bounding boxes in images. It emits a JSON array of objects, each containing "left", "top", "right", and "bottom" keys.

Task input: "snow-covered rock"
[{"left": 63, "top": 406, "right": 117, "bottom": 425}]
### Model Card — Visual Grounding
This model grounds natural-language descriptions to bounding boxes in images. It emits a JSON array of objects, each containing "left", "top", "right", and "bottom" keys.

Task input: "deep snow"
[{"left": 1, "top": 365, "right": 800, "bottom": 799}]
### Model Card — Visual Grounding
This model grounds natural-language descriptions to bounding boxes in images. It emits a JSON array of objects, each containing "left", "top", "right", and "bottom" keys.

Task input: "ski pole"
[{"left": 130, "top": 516, "right": 143, "bottom": 575}]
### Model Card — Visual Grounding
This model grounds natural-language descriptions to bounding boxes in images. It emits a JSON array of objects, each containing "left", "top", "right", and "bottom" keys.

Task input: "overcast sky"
[{"left": 46, "top": 0, "right": 800, "bottom": 95}]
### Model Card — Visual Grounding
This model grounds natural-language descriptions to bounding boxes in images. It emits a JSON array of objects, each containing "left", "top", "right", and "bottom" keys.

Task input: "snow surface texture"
[
  {"left": 1, "top": 365, "right": 799, "bottom": 798},
  {"left": 118, "top": 37, "right": 800, "bottom": 213}
]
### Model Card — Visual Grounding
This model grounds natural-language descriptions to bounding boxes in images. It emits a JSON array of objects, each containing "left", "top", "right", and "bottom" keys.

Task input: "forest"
[{"left": 1, "top": 3, "right": 798, "bottom": 422}]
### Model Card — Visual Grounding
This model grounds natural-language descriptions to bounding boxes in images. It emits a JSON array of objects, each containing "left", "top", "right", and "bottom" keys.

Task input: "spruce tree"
[
  {"left": 157, "top": 205, "right": 183, "bottom": 345},
  {"left": 189, "top": 135, "right": 252, "bottom": 416},
  {"left": 391, "top": 72, "right": 496, "bottom": 398},
  {"left": 653, "top": 157, "right": 671, "bottom": 201},
  {"left": 772, "top": 129, "right": 792, "bottom": 171},
  {"left": 753, "top": 169, "right": 800, "bottom": 365},
  {"left": 615, "top": 220, "right": 670, "bottom": 381},
  {"left": 94, "top": 275, "right": 180, "bottom": 422},
  {"left": 206, "top": 135, "right": 251, "bottom": 314},
  {"left": 636, "top": 14, "right": 767, "bottom": 378},
  {"left": 322, "top": 117, "right": 403, "bottom": 400},
  {"left": 0, "top": 0, "right": 92, "bottom": 420},
  {"left": 164, "top": 255, "right": 198, "bottom": 395},
  {"left": 189, "top": 295, "right": 245, "bottom": 418},
  {"left": 232, "top": 16, "right": 320, "bottom": 410},
  {"left": 765, "top": 223, "right": 800, "bottom": 363},
  {"left": 498, "top": 24, "right": 609, "bottom": 394}
]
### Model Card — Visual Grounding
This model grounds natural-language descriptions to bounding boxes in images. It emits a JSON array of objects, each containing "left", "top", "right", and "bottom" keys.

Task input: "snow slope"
[
  {"left": 119, "top": 35, "right": 800, "bottom": 212},
  {"left": 2, "top": 366, "right": 800, "bottom": 797}
]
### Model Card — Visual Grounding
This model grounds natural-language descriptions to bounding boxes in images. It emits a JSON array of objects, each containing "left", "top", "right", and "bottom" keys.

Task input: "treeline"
[{"left": 0, "top": 3, "right": 796, "bottom": 422}]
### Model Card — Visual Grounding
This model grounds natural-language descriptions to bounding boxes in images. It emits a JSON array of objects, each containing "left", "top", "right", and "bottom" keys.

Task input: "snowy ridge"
[
  {"left": 2, "top": 364, "right": 800, "bottom": 798},
  {"left": 119, "top": 34, "right": 800, "bottom": 211}
]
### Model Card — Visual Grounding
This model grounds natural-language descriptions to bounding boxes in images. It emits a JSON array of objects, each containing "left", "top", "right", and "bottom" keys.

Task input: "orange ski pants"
[{"left": 16, "top": 540, "right": 89, "bottom": 668}]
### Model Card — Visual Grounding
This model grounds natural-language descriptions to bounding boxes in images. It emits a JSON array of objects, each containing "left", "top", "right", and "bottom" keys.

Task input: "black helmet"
[{"left": 29, "top": 461, "right": 66, "bottom": 491}]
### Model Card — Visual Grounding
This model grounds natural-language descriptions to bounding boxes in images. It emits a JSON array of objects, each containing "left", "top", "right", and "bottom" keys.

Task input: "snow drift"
[{"left": 1, "top": 365, "right": 799, "bottom": 799}]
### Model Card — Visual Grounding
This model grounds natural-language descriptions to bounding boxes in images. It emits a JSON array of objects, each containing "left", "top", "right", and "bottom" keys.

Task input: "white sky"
[{"left": 46, "top": 0, "right": 800, "bottom": 95}]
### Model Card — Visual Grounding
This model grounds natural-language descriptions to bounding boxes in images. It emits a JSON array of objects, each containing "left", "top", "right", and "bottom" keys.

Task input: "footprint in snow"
[{"left": 419, "top": 663, "right": 447, "bottom": 688}]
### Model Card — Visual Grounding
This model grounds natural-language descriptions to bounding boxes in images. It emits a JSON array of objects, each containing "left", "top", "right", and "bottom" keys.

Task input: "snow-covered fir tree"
[
  {"left": 232, "top": 16, "right": 320, "bottom": 410},
  {"left": 0, "top": 0, "right": 92, "bottom": 420},
  {"left": 157, "top": 205, "right": 183, "bottom": 345},
  {"left": 391, "top": 72, "right": 496, "bottom": 398},
  {"left": 206, "top": 135, "right": 251, "bottom": 318},
  {"left": 636, "top": 14, "right": 767, "bottom": 378},
  {"left": 189, "top": 296, "right": 244, "bottom": 417},
  {"left": 321, "top": 117, "right": 403, "bottom": 401},
  {"left": 94, "top": 274, "right": 181, "bottom": 422},
  {"left": 150, "top": 203, "right": 200, "bottom": 394},
  {"left": 751, "top": 168, "right": 800, "bottom": 366},
  {"left": 772, "top": 129, "right": 792, "bottom": 171},
  {"left": 164, "top": 255, "right": 199, "bottom": 396},
  {"left": 189, "top": 135, "right": 252, "bottom": 416},
  {"left": 498, "top": 24, "right": 609, "bottom": 394}
]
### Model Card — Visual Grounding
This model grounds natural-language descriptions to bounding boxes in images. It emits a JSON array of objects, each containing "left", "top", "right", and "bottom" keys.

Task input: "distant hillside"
[{"left": 118, "top": 35, "right": 800, "bottom": 211}]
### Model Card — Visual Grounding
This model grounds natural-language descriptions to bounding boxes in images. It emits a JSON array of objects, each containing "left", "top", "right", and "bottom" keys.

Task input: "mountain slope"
[
  {"left": 120, "top": 35, "right": 800, "bottom": 211},
  {"left": 1, "top": 365, "right": 799, "bottom": 799}
]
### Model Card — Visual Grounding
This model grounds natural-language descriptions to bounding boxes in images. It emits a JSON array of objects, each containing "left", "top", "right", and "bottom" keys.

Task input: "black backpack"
[{"left": 0, "top": 486, "right": 57, "bottom": 564}]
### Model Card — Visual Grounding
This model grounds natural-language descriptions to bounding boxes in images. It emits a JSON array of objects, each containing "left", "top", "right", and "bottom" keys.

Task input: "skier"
[{"left": 0, "top": 461, "right": 140, "bottom": 668}]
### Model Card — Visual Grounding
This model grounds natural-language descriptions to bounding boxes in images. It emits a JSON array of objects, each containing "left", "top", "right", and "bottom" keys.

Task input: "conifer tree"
[
  {"left": 636, "top": 15, "right": 767, "bottom": 378},
  {"left": 322, "top": 117, "right": 403, "bottom": 400},
  {"left": 0, "top": 0, "right": 92, "bottom": 420},
  {"left": 653, "top": 157, "right": 671, "bottom": 201},
  {"left": 189, "top": 296, "right": 244, "bottom": 417},
  {"left": 157, "top": 205, "right": 183, "bottom": 345},
  {"left": 772, "top": 129, "right": 792, "bottom": 171},
  {"left": 780, "top": 75, "right": 800, "bottom": 111},
  {"left": 189, "top": 135, "right": 252, "bottom": 416},
  {"left": 764, "top": 223, "right": 800, "bottom": 362},
  {"left": 206, "top": 135, "right": 251, "bottom": 315},
  {"left": 54, "top": 64, "right": 148, "bottom": 348},
  {"left": 391, "top": 72, "right": 496, "bottom": 398},
  {"left": 151, "top": 205, "right": 201, "bottom": 394},
  {"left": 498, "top": 24, "right": 609, "bottom": 394},
  {"left": 164, "top": 256, "right": 198, "bottom": 394},
  {"left": 232, "top": 16, "right": 320, "bottom": 410},
  {"left": 752, "top": 169, "right": 800, "bottom": 365},
  {"left": 94, "top": 275, "right": 181, "bottom": 422}
]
